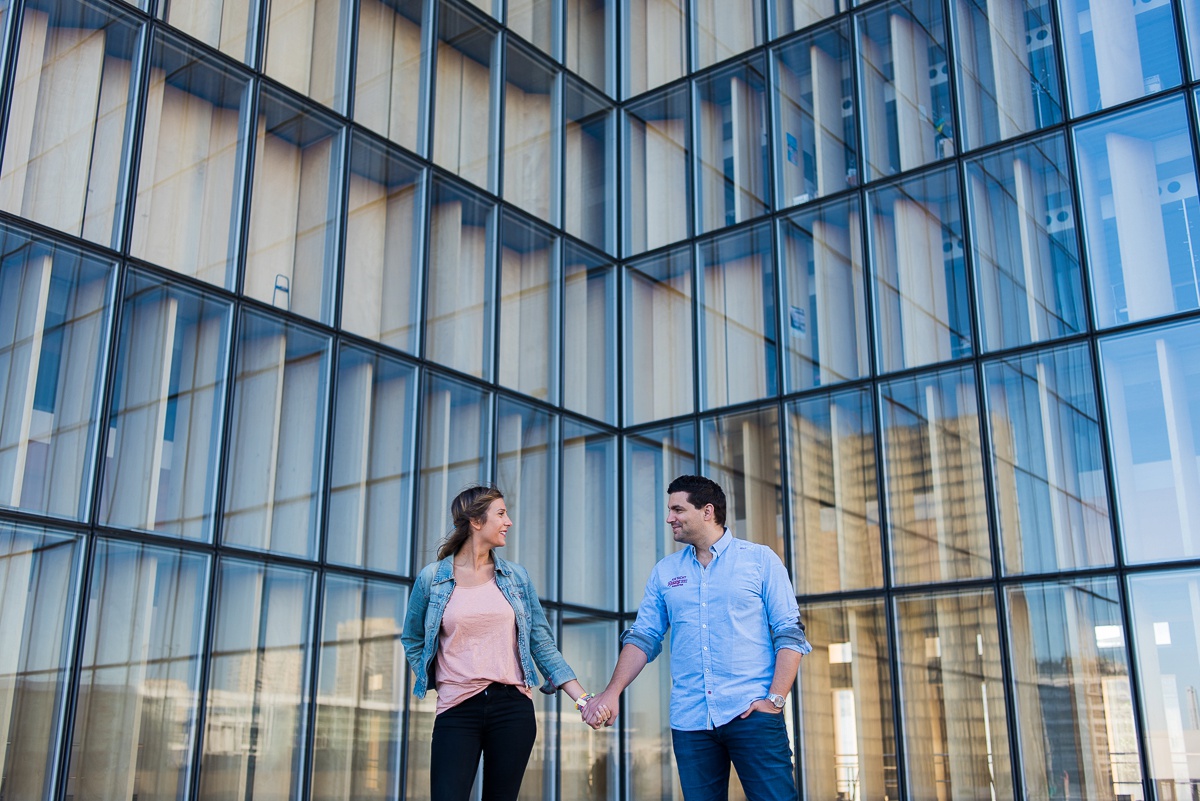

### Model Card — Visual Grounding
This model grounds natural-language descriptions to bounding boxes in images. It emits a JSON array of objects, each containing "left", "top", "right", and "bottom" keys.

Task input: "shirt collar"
[{"left": 693, "top": 527, "right": 733, "bottom": 560}]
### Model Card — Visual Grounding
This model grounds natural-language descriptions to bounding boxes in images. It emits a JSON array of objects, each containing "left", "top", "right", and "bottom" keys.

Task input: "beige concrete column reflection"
[
  {"left": 894, "top": 198, "right": 951, "bottom": 366},
  {"left": 344, "top": 171, "right": 418, "bottom": 345},
  {"left": 0, "top": 543, "right": 34, "bottom": 789},
  {"left": 890, "top": 13, "right": 936, "bottom": 170},
  {"left": 355, "top": 0, "right": 421, "bottom": 148},
  {"left": 0, "top": 253, "right": 51, "bottom": 508},
  {"left": 701, "top": 252, "right": 767, "bottom": 408},
  {"left": 1108, "top": 132, "right": 1172, "bottom": 322}
]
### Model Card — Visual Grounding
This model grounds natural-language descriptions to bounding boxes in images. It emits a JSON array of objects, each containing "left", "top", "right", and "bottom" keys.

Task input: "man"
[{"left": 583, "top": 474, "right": 810, "bottom": 800}]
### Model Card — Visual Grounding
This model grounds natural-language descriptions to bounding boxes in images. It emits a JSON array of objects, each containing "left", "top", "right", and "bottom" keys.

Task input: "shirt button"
[
  {"left": 702, "top": 624, "right": 707, "bottom": 629},
  {"left": 703, "top": 646, "right": 708, "bottom": 650}
]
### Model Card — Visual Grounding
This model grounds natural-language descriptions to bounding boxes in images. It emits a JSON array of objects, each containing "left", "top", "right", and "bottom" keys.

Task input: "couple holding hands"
[{"left": 401, "top": 476, "right": 811, "bottom": 801}]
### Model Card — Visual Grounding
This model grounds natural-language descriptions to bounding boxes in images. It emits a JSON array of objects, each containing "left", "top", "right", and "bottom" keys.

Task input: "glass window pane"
[
  {"left": 264, "top": 0, "right": 350, "bottom": 110},
  {"left": 132, "top": 32, "right": 250, "bottom": 289},
  {"left": 984, "top": 344, "right": 1113, "bottom": 574},
  {"left": 328, "top": 344, "right": 417, "bottom": 575},
  {"left": 504, "top": 45, "right": 557, "bottom": 221},
  {"left": 343, "top": 134, "right": 423, "bottom": 353},
  {"left": 508, "top": 0, "right": 553, "bottom": 53},
  {"left": 566, "top": 0, "right": 611, "bottom": 93},
  {"left": 696, "top": 59, "right": 770, "bottom": 233},
  {"left": 496, "top": 398, "right": 557, "bottom": 599},
  {"left": 312, "top": 575, "right": 406, "bottom": 801},
  {"left": 1128, "top": 568, "right": 1200, "bottom": 799},
  {"left": 100, "top": 270, "right": 232, "bottom": 541},
  {"left": 953, "top": 0, "right": 1062, "bottom": 150},
  {"left": 159, "top": 0, "right": 254, "bottom": 62},
  {"left": 562, "top": 420, "right": 618, "bottom": 608},
  {"left": 774, "top": 21, "right": 857, "bottom": 209},
  {"left": 965, "top": 134, "right": 1084, "bottom": 351},
  {"left": 896, "top": 589, "right": 1012, "bottom": 801},
  {"left": 1007, "top": 577, "right": 1143, "bottom": 801},
  {"left": 693, "top": 0, "right": 762, "bottom": 70},
  {"left": 1076, "top": 97, "right": 1199, "bottom": 329},
  {"left": 1185, "top": 0, "right": 1200, "bottom": 80},
  {"left": 698, "top": 224, "right": 776, "bottom": 408},
  {"left": 565, "top": 79, "right": 615, "bottom": 254},
  {"left": 779, "top": 197, "right": 868, "bottom": 391},
  {"left": 354, "top": 0, "right": 423, "bottom": 151},
  {"left": 222, "top": 311, "right": 331, "bottom": 559},
  {"left": 701, "top": 406, "right": 783, "bottom": 558},
  {"left": 0, "top": 0, "right": 140, "bottom": 248},
  {"left": 881, "top": 367, "right": 991, "bottom": 584},
  {"left": 624, "top": 246, "right": 694, "bottom": 425},
  {"left": 626, "top": 636, "right": 683, "bottom": 799},
  {"left": 67, "top": 540, "right": 209, "bottom": 801},
  {"left": 869, "top": 166, "right": 971, "bottom": 372},
  {"left": 560, "top": 615, "right": 619, "bottom": 799},
  {"left": 424, "top": 178, "right": 495, "bottom": 380},
  {"left": 432, "top": 1, "right": 497, "bottom": 190},
  {"left": 787, "top": 388, "right": 882, "bottom": 594},
  {"left": 562, "top": 244, "right": 616, "bottom": 424},
  {"left": 498, "top": 214, "right": 558, "bottom": 402},
  {"left": 624, "top": 422, "right": 695, "bottom": 610},
  {"left": 857, "top": 0, "right": 955, "bottom": 181},
  {"left": 0, "top": 228, "right": 114, "bottom": 521},
  {"left": 798, "top": 599, "right": 897, "bottom": 801},
  {"left": 623, "top": 0, "right": 685, "bottom": 98},
  {"left": 1058, "top": 0, "right": 1180, "bottom": 117},
  {"left": 244, "top": 87, "right": 343, "bottom": 324},
  {"left": 200, "top": 559, "right": 314, "bottom": 800},
  {"left": 1101, "top": 320, "right": 1200, "bottom": 565},
  {"left": 416, "top": 373, "right": 490, "bottom": 564},
  {"left": 521, "top": 613, "right": 556, "bottom": 801},
  {"left": 624, "top": 87, "right": 690, "bottom": 255},
  {"left": 0, "top": 523, "right": 82, "bottom": 800},
  {"left": 772, "top": 0, "right": 847, "bottom": 37}
]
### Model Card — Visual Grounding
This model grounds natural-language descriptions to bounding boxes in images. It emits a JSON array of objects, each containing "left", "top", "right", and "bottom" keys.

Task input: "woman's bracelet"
[{"left": 575, "top": 692, "right": 595, "bottom": 711}]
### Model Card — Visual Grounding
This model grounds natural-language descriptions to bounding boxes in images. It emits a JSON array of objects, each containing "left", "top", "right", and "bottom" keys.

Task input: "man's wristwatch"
[{"left": 766, "top": 693, "right": 786, "bottom": 710}]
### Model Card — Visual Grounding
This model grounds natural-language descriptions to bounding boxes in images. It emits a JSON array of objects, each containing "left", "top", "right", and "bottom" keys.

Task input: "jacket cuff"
[
  {"left": 620, "top": 627, "right": 662, "bottom": 662},
  {"left": 539, "top": 666, "right": 578, "bottom": 695}
]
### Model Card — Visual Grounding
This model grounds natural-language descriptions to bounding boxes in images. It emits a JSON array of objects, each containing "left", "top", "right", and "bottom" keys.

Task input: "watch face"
[{"left": 769, "top": 694, "right": 785, "bottom": 709}]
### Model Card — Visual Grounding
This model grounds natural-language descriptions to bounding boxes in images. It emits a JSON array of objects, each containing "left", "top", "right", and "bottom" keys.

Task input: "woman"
[{"left": 401, "top": 484, "right": 610, "bottom": 800}]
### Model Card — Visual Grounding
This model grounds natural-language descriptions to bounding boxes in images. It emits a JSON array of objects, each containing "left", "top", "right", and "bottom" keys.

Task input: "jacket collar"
[{"left": 432, "top": 551, "right": 512, "bottom": 583}]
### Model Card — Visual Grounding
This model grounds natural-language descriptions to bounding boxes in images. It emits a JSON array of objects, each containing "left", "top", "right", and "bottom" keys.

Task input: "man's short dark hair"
[{"left": 667, "top": 475, "right": 727, "bottom": 526}]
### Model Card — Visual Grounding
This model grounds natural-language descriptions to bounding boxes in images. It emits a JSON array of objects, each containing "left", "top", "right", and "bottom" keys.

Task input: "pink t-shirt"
[{"left": 434, "top": 578, "right": 532, "bottom": 714}]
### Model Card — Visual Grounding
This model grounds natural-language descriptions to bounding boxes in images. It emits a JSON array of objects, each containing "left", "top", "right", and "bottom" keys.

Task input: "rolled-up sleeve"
[
  {"left": 619, "top": 568, "right": 669, "bottom": 662},
  {"left": 762, "top": 550, "right": 812, "bottom": 656}
]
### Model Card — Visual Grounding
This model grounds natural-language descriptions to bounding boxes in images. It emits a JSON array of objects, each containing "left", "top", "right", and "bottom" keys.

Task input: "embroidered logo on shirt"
[{"left": 667, "top": 575, "right": 688, "bottom": 588}]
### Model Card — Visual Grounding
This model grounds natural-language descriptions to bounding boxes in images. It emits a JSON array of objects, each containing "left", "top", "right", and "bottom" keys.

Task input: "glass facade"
[{"left": 2, "top": 0, "right": 1200, "bottom": 796}]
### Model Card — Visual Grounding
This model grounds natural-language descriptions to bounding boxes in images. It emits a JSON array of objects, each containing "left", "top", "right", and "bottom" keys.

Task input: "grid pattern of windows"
[{"left": 2, "top": 0, "right": 1200, "bottom": 798}]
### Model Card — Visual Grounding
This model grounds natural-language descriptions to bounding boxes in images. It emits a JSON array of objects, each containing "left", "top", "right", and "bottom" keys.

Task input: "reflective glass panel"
[
  {"left": 0, "top": 228, "right": 113, "bottom": 521},
  {"left": 562, "top": 420, "right": 618, "bottom": 608},
  {"left": 693, "top": 0, "right": 762, "bottom": 70},
  {"left": 0, "top": 0, "right": 140, "bottom": 248},
  {"left": 520, "top": 611, "right": 555, "bottom": 801},
  {"left": 857, "top": 0, "right": 955, "bottom": 181},
  {"left": 773, "top": 21, "right": 857, "bottom": 209},
  {"left": 353, "top": 0, "right": 424, "bottom": 151},
  {"left": 66, "top": 540, "right": 208, "bottom": 801},
  {"left": 702, "top": 406, "right": 783, "bottom": 558},
  {"left": 1076, "top": 96, "right": 1200, "bottom": 329},
  {"left": 498, "top": 214, "right": 558, "bottom": 402},
  {"left": 1101, "top": 320, "right": 1200, "bottom": 564},
  {"left": 869, "top": 166, "right": 971, "bottom": 372},
  {"left": 565, "top": 79, "right": 615, "bottom": 254},
  {"left": 0, "top": 523, "right": 82, "bottom": 800},
  {"left": 624, "top": 87, "right": 690, "bottom": 255},
  {"left": 984, "top": 344, "right": 1113, "bottom": 574},
  {"left": 312, "top": 574, "right": 406, "bottom": 801},
  {"left": 772, "top": 0, "right": 848, "bottom": 37},
  {"left": 881, "top": 367, "right": 991, "bottom": 584},
  {"left": 244, "top": 87, "right": 343, "bottom": 324},
  {"left": 624, "top": 246, "right": 694, "bottom": 425},
  {"left": 562, "top": 244, "right": 617, "bottom": 424},
  {"left": 416, "top": 373, "right": 490, "bottom": 564},
  {"left": 263, "top": 0, "right": 350, "bottom": 110},
  {"left": 1058, "top": 0, "right": 1180, "bottom": 116},
  {"left": 199, "top": 559, "right": 314, "bottom": 800},
  {"left": 953, "top": 0, "right": 1062, "bottom": 150},
  {"left": 424, "top": 178, "right": 495, "bottom": 380},
  {"left": 1185, "top": 0, "right": 1200, "bottom": 80},
  {"left": 778, "top": 197, "right": 868, "bottom": 391},
  {"left": 132, "top": 32, "right": 250, "bottom": 289},
  {"left": 100, "top": 270, "right": 232, "bottom": 541},
  {"left": 798, "top": 599, "right": 897, "bottom": 801},
  {"left": 327, "top": 344, "right": 417, "bottom": 575},
  {"left": 1128, "top": 568, "right": 1200, "bottom": 800},
  {"left": 787, "top": 388, "right": 882, "bottom": 594},
  {"left": 965, "top": 134, "right": 1084, "bottom": 351},
  {"left": 496, "top": 398, "right": 557, "bottom": 597},
  {"left": 1006, "top": 577, "right": 1143, "bottom": 800},
  {"left": 566, "top": 0, "right": 611, "bottom": 93},
  {"left": 696, "top": 59, "right": 770, "bottom": 234},
  {"left": 560, "top": 615, "right": 619, "bottom": 800},
  {"left": 896, "top": 590, "right": 1012, "bottom": 801},
  {"left": 626, "top": 635, "right": 683, "bottom": 800},
  {"left": 697, "top": 224, "right": 776, "bottom": 408},
  {"left": 623, "top": 0, "right": 685, "bottom": 98},
  {"left": 222, "top": 311, "right": 331, "bottom": 559},
  {"left": 343, "top": 133, "right": 424, "bottom": 353},
  {"left": 159, "top": 0, "right": 255, "bottom": 62},
  {"left": 432, "top": 1, "right": 497, "bottom": 190},
  {"left": 404, "top": 686, "right": 436, "bottom": 800},
  {"left": 504, "top": 44, "right": 557, "bottom": 221},
  {"left": 508, "top": 0, "right": 552, "bottom": 53}
]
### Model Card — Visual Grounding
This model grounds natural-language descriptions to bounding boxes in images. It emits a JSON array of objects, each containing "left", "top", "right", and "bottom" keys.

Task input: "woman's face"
[{"left": 472, "top": 498, "right": 512, "bottom": 550}]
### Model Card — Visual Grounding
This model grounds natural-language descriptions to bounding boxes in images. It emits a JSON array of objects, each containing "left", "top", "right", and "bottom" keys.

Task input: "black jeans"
[{"left": 430, "top": 682, "right": 537, "bottom": 801}]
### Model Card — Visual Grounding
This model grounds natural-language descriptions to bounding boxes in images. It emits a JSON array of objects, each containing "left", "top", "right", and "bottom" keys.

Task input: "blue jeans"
[{"left": 671, "top": 711, "right": 796, "bottom": 801}]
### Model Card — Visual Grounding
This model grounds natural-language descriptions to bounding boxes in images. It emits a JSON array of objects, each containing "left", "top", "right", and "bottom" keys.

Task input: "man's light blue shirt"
[{"left": 621, "top": 529, "right": 812, "bottom": 731}]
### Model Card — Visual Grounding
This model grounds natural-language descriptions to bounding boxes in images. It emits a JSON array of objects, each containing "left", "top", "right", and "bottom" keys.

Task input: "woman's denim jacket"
[{"left": 401, "top": 553, "right": 577, "bottom": 699}]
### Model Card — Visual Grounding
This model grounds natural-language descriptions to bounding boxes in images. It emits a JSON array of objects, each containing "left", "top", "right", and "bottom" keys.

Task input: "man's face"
[{"left": 666, "top": 491, "right": 710, "bottom": 546}]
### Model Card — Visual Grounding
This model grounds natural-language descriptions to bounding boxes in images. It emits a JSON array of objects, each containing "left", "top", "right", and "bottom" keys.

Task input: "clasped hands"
[{"left": 576, "top": 691, "right": 617, "bottom": 730}]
